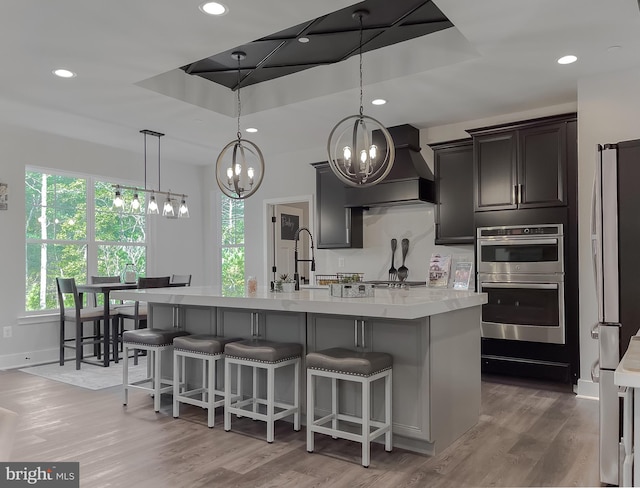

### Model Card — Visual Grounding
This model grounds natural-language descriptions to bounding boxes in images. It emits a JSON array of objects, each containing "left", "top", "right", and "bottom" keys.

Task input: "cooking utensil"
[
  {"left": 398, "top": 238, "right": 409, "bottom": 281},
  {"left": 388, "top": 238, "right": 397, "bottom": 281}
]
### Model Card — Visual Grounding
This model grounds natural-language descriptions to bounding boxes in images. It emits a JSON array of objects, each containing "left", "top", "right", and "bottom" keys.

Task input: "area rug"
[{"left": 19, "top": 357, "right": 148, "bottom": 390}]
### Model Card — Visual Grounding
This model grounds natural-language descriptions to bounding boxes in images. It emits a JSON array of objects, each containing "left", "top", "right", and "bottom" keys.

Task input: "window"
[
  {"left": 220, "top": 195, "right": 244, "bottom": 295},
  {"left": 25, "top": 169, "right": 146, "bottom": 311}
]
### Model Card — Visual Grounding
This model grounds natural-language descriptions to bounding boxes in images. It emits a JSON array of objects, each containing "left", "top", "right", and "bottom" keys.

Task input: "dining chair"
[
  {"left": 56, "top": 277, "right": 118, "bottom": 369},
  {"left": 115, "top": 276, "right": 171, "bottom": 364},
  {"left": 170, "top": 274, "right": 192, "bottom": 286},
  {"left": 0, "top": 406, "right": 18, "bottom": 461}
]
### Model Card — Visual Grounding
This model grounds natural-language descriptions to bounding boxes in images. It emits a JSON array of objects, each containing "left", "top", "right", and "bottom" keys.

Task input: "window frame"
[
  {"left": 219, "top": 193, "right": 245, "bottom": 294},
  {"left": 25, "top": 166, "right": 149, "bottom": 313}
]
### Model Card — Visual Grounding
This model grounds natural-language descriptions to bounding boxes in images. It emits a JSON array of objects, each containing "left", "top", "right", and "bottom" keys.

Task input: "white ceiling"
[{"left": 2, "top": 0, "right": 640, "bottom": 166}]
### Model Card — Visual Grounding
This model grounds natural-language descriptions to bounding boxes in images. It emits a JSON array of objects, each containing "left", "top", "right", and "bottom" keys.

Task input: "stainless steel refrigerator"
[{"left": 592, "top": 140, "right": 640, "bottom": 486}]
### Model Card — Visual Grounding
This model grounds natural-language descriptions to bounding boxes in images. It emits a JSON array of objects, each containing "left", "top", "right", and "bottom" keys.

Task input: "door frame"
[{"left": 263, "top": 194, "right": 315, "bottom": 288}]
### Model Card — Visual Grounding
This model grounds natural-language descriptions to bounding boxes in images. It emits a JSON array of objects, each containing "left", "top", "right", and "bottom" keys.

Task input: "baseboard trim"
[
  {"left": 576, "top": 378, "right": 599, "bottom": 399},
  {"left": 0, "top": 348, "right": 62, "bottom": 371}
]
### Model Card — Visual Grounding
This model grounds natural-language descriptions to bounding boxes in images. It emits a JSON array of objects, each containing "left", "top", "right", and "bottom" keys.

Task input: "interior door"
[{"left": 275, "top": 204, "right": 308, "bottom": 282}]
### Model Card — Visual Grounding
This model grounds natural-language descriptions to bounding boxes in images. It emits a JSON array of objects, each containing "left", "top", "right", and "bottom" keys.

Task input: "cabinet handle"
[
  {"left": 513, "top": 185, "right": 518, "bottom": 204},
  {"left": 251, "top": 312, "right": 259, "bottom": 337},
  {"left": 361, "top": 319, "right": 366, "bottom": 349},
  {"left": 518, "top": 184, "right": 523, "bottom": 204},
  {"left": 345, "top": 209, "right": 351, "bottom": 244},
  {"left": 354, "top": 319, "right": 359, "bottom": 348}
]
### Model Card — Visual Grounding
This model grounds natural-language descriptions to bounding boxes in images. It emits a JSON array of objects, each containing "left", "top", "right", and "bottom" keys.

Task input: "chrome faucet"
[{"left": 293, "top": 227, "right": 315, "bottom": 290}]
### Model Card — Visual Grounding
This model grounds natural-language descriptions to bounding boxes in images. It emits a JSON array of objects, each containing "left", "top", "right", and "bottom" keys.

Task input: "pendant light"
[
  {"left": 112, "top": 130, "right": 190, "bottom": 218},
  {"left": 327, "top": 9, "right": 395, "bottom": 188},
  {"left": 215, "top": 51, "right": 265, "bottom": 199}
]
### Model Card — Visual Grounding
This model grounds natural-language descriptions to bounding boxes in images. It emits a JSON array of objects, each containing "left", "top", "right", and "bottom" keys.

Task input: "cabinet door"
[
  {"left": 433, "top": 140, "right": 474, "bottom": 244},
  {"left": 313, "top": 162, "right": 363, "bottom": 249},
  {"left": 473, "top": 132, "right": 517, "bottom": 211},
  {"left": 517, "top": 122, "right": 567, "bottom": 208}
]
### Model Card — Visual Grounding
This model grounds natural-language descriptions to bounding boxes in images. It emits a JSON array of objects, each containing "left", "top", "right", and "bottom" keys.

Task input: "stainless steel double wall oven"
[{"left": 477, "top": 224, "right": 565, "bottom": 345}]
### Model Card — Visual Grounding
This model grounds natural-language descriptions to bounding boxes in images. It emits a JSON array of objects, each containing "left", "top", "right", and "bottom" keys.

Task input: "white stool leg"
[
  {"left": 224, "top": 360, "right": 232, "bottom": 431},
  {"left": 306, "top": 369, "right": 314, "bottom": 453},
  {"left": 173, "top": 351, "right": 180, "bottom": 418},
  {"left": 207, "top": 356, "right": 215, "bottom": 427},
  {"left": 385, "top": 371, "right": 392, "bottom": 452},
  {"left": 123, "top": 344, "right": 129, "bottom": 405},
  {"left": 266, "top": 364, "right": 275, "bottom": 443},
  {"left": 236, "top": 364, "right": 242, "bottom": 418},
  {"left": 252, "top": 364, "right": 258, "bottom": 414},
  {"left": 361, "top": 377, "right": 370, "bottom": 468},
  {"left": 331, "top": 377, "right": 338, "bottom": 438},
  {"left": 294, "top": 358, "right": 300, "bottom": 431},
  {"left": 153, "top": 348, "right": 162, "bottom": 412}
]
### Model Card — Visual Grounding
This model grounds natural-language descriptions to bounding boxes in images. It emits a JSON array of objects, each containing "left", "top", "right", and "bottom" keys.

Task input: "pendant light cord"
[
  {"left": 237, "top": 56, "right": 242, "bottom": 141},
  {"left": 359, "top": 13, "right": 364, "bottom": 117},
  {"left": 157, "top": 133, "right": 161, "bottom": 191},
  {"left": 143, "top": 131, "right": 147, "bottom": 190}
]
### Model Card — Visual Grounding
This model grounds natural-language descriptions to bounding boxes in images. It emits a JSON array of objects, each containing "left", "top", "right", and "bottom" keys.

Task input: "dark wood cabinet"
[
  {"left": 312, "top": 162, "right": 363, "bottom": 249},
  {"left": 430, "top": 138, "right": 474, "bottom": 244},
  {"left": 468, "top": 113, "right": 575, "bottom": 212}
]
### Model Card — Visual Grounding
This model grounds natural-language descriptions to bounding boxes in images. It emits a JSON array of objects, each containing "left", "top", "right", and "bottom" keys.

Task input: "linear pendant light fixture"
[
  {"left": 327, "top": 9, "right": 395, "bottom": 188},
  {"left": 215, "top": 51, "right": 265, "bottom": 199},
  {"left": 112, "top": 130, "right": 189, "bottom": 218}
]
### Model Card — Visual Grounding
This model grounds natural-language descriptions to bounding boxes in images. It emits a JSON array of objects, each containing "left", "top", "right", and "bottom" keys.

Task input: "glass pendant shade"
[
  {"left": 162, "top": 197, "right": 175, "bottom": 217},
  {"left": 178, "top": 198, "right": 190, "bottom": 218},
  {"left": 147, "top": 193, "right": 159, "bottom": 215},
  {"left": 327, "top": 115, "right": 395, "bottom": 187},
  {"left": 131, "top": 193, "right": 141, "bottom": 211},
  {"left": 113, "top": 187, "right": 124, "bottom": 208}
]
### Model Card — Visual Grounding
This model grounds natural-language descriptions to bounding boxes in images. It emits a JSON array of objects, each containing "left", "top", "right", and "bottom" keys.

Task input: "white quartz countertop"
[
  {"left": 112, "top": 286, "right": 487, "bottom": 320},
  {"left": 616, "top": 337, "right": 640, "bottom": 388}
]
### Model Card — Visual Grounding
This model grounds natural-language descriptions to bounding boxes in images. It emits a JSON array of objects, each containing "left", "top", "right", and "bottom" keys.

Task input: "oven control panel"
[{"left": 477, "top": 224, "right": 563, "bottom": 238}]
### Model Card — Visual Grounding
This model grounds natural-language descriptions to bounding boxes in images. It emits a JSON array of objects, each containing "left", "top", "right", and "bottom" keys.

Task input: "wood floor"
[{"left": 0, "top": 370, "right": 600, "bottom": 487}]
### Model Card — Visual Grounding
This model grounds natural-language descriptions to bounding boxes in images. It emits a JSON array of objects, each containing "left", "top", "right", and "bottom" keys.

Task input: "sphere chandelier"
[
  {"left": 215, "top": 51, "right": 265, "bottom": 199},
  {"left": 327, "top": 9, "right": 395, "bottom": 188}
]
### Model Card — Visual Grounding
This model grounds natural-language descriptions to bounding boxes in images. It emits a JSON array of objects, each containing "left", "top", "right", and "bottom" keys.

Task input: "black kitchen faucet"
[{"left": 293, "top": 227, "right": 316, "bottom": 290}]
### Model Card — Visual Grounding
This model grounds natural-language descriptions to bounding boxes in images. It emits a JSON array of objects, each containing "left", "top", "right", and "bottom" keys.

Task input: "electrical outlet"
[
  {"left": 3, "top": 326, "right": 12, "bottom": 338},
  {"left": 338, "top": 257, "right": 345, "bottom": 268}
]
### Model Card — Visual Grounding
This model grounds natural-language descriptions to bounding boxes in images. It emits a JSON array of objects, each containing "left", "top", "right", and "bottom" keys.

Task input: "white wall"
[
  {"left": 0, "top": 124, "right": 205, "bottom": 369},
  {"left": 576, "top": 67, "right": 640, "bottom": 397}
]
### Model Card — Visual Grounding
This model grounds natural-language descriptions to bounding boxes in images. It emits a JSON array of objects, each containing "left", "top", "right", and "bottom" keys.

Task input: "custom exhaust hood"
[{"left": 344, "top": 124, "right": 435, "bottom": 208}]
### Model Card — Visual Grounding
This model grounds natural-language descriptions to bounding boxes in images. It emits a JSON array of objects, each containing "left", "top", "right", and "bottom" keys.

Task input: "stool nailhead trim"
[{"left": 307, "top": 366, "right": 392, "bottom": 377}]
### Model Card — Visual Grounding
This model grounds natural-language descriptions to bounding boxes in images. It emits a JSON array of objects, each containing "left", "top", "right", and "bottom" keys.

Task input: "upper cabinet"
[
  {"left": 429, "top": 138, "right": 474, "bottom": 244},
  {"left": 311, "top": 162, "right": 363, "bottom": 249},
  {"left": 467, "top": 113, "right": 576, "bottom": 212}
]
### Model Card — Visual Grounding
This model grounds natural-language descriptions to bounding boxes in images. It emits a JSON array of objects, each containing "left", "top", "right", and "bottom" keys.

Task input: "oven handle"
[
  {"left": 478, "top": 238, "right": 558, "bottom": 246},
  {"left": 481, "top": 282, "right": 558, "bottom": 290}
]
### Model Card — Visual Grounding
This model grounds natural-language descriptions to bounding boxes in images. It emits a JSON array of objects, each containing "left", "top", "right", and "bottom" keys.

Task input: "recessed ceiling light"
[
  {"left": 372, "top": 99, "right": 387, "bottom": 106},
  {"left": 199, "top": 2, "right": 228, "bottom": 16},
  {"left": 246, "top": 128, "right": 258, "bottom": 133},
  {"left": 607, "top": 45, "right": 622, "bottom": 52},
  {"left": 53, "top": 68, "right": 76, "bottom": 78},
  {"left": 557, "top": 55, "right": 577, "bottom": 65},
  {"left": 298, "top": 37, "right": 310, "bottom": 43}
]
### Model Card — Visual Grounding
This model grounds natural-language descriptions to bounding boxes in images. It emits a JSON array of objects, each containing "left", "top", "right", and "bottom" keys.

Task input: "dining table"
[{"left": 76, "top": 282, "right": 138, "bottom": 366}]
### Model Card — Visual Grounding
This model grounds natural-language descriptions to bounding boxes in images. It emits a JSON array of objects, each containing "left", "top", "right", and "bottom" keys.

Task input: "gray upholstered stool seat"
[
  {"left": 122, "top": 328, "right": 188, "bottom": 346},
  {"left": 173, "top": 335, "right": 241, "bottom": 428},
  {"left": 122, "top": 329, "right": 190, "bottom": 412},
  {"left": 224, "top": 339, "right": 302, "bottom": 443},
  {"left": 174, "top": 334, "right": 239, "bottom": 355},
  {"left": 224, "top": 339, "right": 303, "bottom": 363},
  {"left": 306, "top": 348, "right": 393, "bottom": 376},
  {"left": 306, "top": 347, "right": 393, "bottom": 468}
]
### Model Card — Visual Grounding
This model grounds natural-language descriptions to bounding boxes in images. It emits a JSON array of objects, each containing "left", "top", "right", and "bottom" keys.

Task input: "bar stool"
[
  {"left": 224, "top": 339, "right": 302, "bottom": 443},
  {"left": 306, "top": 347, "right": 393, "bottom": 468},
  {"left": 122, "top": 328, "right": 190, "bottom": 412},
  {"left": 172, "top": 334, "right": 241, "bottom": 427}
]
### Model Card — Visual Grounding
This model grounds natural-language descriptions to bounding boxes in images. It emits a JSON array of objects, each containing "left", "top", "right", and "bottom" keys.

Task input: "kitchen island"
[{"left": 112, "top": 285, "right": 487, "bottom": 455}]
